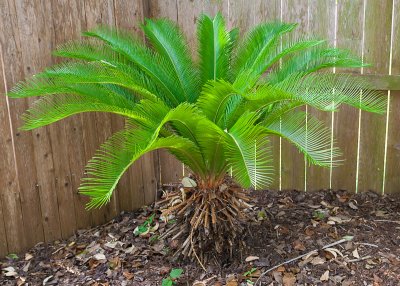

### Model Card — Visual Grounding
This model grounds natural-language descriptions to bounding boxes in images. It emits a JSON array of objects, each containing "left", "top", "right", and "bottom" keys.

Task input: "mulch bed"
[{"left": 1, "top": 189, "right": 399, "bottom": 285}]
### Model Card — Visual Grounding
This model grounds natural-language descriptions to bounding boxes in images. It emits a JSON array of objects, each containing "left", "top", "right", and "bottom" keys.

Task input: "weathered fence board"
[
  {"left": 280, "top": 0, "right": 308, "bottom": 191},
  {"left": 331, "top": 0, "right": 364, "bottom": 192},
  {"left": 306, "top": 0, "right": 335, "bottom": 191},
  {"left": 254, "top": 0, "right": 281, "bottom": 190},
  {"left": 358, "top": 0, "right": 393, "bottom": 193},
  {"left": 385, "top": 0, "right": 400, "bottom": 194},
  {"left": 1, "top": 0, "right": 46, "bottom": 252},
  {"left": 0, "top": 0, "right": 399, "bottom": 257}
]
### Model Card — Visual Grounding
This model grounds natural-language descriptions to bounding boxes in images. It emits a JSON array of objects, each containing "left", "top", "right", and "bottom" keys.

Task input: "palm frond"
[
  {"left": 224, "top": 112, "right": 274, "bottom": 189},
  {"left": 266, "top": 111, "right": 342, "bottom": 167},
  {"left": 54, "top": 39, "right": 122, "bottom": 62},
  {"left": 84, "top": 26, "right": 185, "bottom": 106},
  {"left": 197, "top": 13, "right": 233, "bottom": 85},
  {"left": 143, "top": 18, "right": 200, "bottom": 102},
  {"left": 231, "top": 22, "right": 296, "bottom": 81},
  {"left": 261, "top": 73, "right": 386, "bottom": 125},
  {"left": 268, "top": 46, "right": 366, "bottom": 83},
  {"left": 20, "top": 94, "right": 139, "bottom": 130},
  {"left": 9, "top": 62, "right": 157, "bottom": 101}
]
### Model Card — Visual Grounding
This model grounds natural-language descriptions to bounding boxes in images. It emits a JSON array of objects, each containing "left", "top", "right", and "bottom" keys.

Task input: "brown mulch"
[{"left": 0, "top": 189, "right": 399, "bottom": 285}]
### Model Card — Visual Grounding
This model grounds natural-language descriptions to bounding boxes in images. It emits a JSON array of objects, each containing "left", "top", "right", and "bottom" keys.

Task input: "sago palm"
[{"left": 8, "top": 13, "right": 385, "bottom": 261}]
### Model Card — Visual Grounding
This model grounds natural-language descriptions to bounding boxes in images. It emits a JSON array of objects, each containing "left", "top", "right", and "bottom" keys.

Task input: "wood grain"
[
  {"left": 331, "top": 0, "right": 364, "bottom": 192},
  {"left": 306, "top": 0, "right": 335, "bottom": 191},
  {"left": 357, "top": 0, "right": 393, "bottom": 193},
  {"left": 280, "top": 0, "right": 308, "bottom": 191},
  {"left": 0, "top": 42, "right": 25, "bottom": 254},
  {"left": 2, "top": 0, "right": 46, "bottom": 250},
  {"left": 384, "top": 0, "right": 400, "bottom": 194},
  {"left": 51, "top": 0, "right": 92, "bottom": 231},
  {"left": 253, "top": 0, "right": 281, "bottom": 190}
]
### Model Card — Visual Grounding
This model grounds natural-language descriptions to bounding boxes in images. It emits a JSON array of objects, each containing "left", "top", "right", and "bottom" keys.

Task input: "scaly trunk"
[{"left": 157, "top": 178, "right": 253, "bottom": 264}]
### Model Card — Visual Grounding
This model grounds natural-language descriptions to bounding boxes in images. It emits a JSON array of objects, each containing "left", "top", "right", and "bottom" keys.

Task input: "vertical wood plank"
[
  {"left": 384, "top": 0, "right": 399, "bottom": 194},
  {"left": 113, "top": 0, "right": 156, "bottom": 208},
  {"left": 280, "top": 0, "right": 308, "bottom": 191},
  {"left": 1, "top": 0, "right": 45, "bottom": 250},
  {"left": 40, "top": 0, "right": 80, "bottom": 239},
  {"left": 331, "top": 0, "right": 364, "bottom": 192},
  {"left": 51, "top": 0, "right": 93, "bottom": 230},
  {"left": 357, "top": 0, "right": 392, "bottom": 193},
  {"left": 0, "top": 44, "right": 24, "bottom": 255},
  {"left": 17, "top": 0, "right": 64, "bottom": 242},
  {"left": 227, "top": 0, "right": 254, "bottom": 35},
  {"left": 149, "top": 0, "right": 183, "bottom": 185},
  {"left": 254, "top": 0, "right": 281, "bottom": 190},
  {"left": 306, "top": 0, "right": 335, "bottom": 191},
  {"left": 82, "top": 0, "right": 120, "bottom": 223}
]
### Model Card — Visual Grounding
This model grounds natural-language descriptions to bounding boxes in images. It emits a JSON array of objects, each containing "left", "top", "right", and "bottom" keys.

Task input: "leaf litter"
[{"left": 0, "top": 189, "right": 399, "bottom": 285}]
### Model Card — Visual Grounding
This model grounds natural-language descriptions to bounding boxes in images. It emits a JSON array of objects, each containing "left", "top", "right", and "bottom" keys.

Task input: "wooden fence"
[{"left": 0, "top": 0, "right": 399, "bottom": 257}]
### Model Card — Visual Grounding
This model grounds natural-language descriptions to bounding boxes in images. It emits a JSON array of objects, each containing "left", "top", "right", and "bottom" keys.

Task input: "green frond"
[
  {"left": 317, "top": 73, "right": 387, "bottom": 114},
  {"left": 84, "top": 26, "right": 186, "bottom": 106},
  {"left": 20, "top": 94, "right": 139, "bottom": 130},
  {"left": 266, "top": 112, "right": 342, "bottom": 167},
  {"left": 268, "top": 46, "right": 366, "bottom": 83},
  {"left": 197, "top": 13, "right": 233, "bottom": 85},
  {"left": 260, "top": 37, "right": 325, "bottom": 74},
  {"left": 197, "top": 80, "right": 239, "bottom": 125},
  {"left": 263, "top": 73, "right": 386, "bottom": 124},
  {"left": 143, "top": 18, "right": 200, "bottom": 102},
  {"left": 224, "top": 112, "right": 274, "bottom": 189},
  {"left": 9, "top": 62, "right": 157, "bottom": 102},
  {"left": 79, "top": 128, "right": 154, "bottom": 209},
  {"left": 54, "top": 39, "right": 122, "bottom": 62},
  {"left": 6, "top": 12, "right": 387, "bottom": 208},
  {"left": 231, "top": 22, "right": 297, "bottom": 81}
]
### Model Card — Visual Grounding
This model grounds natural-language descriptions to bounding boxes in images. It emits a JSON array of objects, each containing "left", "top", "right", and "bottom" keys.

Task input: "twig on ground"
[
  {"left": 374, "top": 220, "right": 400, "bottom": 224},
  {"left": 190, "top": 229, "right": 206, "bottom": 272},
  {"left": 355, "top": 242, "right": 379, "bottom": 248},
  {"left": 254, "top": 236, "right": 354, "bottom": 286},
  {"left": 346, "top": 255, "right": 372, "bottom": 263}
]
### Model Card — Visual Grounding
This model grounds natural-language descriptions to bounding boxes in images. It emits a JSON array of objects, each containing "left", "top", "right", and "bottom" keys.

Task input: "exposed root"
[{"left": 156, "top": 182, "right": 254, "bottom": 264}]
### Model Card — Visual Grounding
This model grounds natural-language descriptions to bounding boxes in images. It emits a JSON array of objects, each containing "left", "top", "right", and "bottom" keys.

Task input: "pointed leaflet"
[
  {"left": 9, "top": 62, "right": 157, "bottom": 102},
  {"left": 265, "top": 111, "right": 341, "bottom": 167},
  {"left": 231, "top": 22, "right": 296, "bottom": 81},
  {"left": 197, "top": 13, "right": 233, "bottom": 85},
  {"left": 143, "top": 18, "right": 199, "bottom": 103},
  {"left": 224, "top": 112, "right": 273, "bottom": 189},
  {"left": 80, "top": 103, "right": 210, "bottom": 208},
  {"left": 84, "top": 26, "right": 183, "bottom": 106},
  {"left": 80, "top": 129, "right": 204, "bottom": 208}
]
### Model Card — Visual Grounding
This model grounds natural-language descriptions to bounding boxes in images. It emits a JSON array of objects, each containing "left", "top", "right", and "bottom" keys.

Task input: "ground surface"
[{"left": 0, "top": 189, "right": 399, "bottom": 285}]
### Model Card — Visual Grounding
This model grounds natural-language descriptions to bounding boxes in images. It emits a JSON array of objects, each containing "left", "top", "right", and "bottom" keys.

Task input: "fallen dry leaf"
[
  {"left": 3, "top": 266, "right": 18, "bottom": 277},
  {"left": 93, "top": 253, "right": 106, "bottom": 261},
  {"left": 348, "top": 201, "right": 358, "bottom": 210},
  {"left": 122, "top": 271, "right": 134, "bottom": 280},
  {"left": 320, "top": 270, "right": 329, "bottom": 281},
  {"left": 226, "top": 275, "right": 238, "bottom": 286},
  {"left": 273, "top": 271, "right": 283, "bottom": 284},
  {"left": 311, "top": 256, "right": 326, "bottom": 265},
  {"left": 293, "top": 240, "right": 306, "bottom": 251},
  {"left": 352, "top": 248, "right": 360, "bottom": 259},
  {"left": 282, "top": 272, "right": 296, "bottom": 286},
  {"left": 24, "top": 253, "right": 33, "bottom": 261},
  {"left": 245, "top": 256, "right": 259, "bottom": 262}
]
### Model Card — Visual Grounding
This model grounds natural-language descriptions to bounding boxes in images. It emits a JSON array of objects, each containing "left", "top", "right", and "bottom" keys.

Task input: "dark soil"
[{"left": 1, "top": 189, "right": 399, "bottom": 285}]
